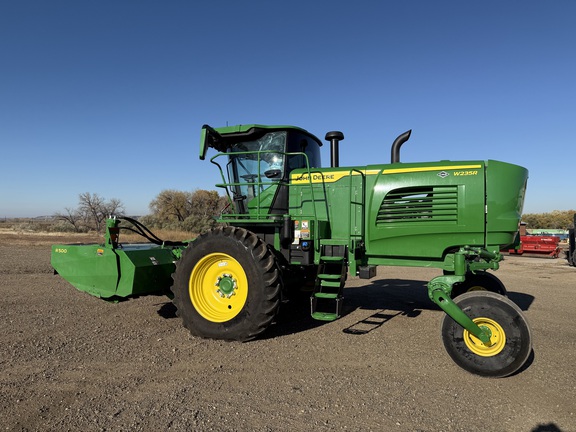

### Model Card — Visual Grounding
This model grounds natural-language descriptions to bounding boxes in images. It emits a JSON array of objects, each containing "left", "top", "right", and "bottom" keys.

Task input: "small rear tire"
[
  {"left": 441, "top": 291, "right": 532, "bottom": 377},
  {"left": 451, "top": 271, "right": 506, "bottom": 298}
]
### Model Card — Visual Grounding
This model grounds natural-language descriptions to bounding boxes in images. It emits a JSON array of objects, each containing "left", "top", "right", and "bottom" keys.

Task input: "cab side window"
[{"left": 287, "top": 134, "right": 321, "bottom": 172}]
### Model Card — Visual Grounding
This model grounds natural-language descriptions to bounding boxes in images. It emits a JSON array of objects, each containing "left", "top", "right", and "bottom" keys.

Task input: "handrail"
[
  {"left": 209, "top": 150, "right": 366, "bottom": 259},
  {"left": 209, "top": 150, "right": 319, "bottom": 226},
  {"left": 347, "top": 169, "right": 366, "bottom": 254}
]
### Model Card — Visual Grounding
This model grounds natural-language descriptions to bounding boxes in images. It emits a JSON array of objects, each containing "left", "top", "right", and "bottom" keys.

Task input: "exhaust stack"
[
  {"left": 391, "top": 130, "right": 412, "bottom": 163},
  {"left": 325, "top": 131, "right": 344, "bottom": 168}
]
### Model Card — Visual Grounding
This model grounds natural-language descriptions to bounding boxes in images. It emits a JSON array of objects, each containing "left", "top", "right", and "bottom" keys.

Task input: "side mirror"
[
  {"left": 264, "top": 169, "right": 282, "bottom": 179},
  {"left": 199, "top": 124, "right": 226, "bottom": 160},
  {"left": 199, "top": 127, "right": 209, "bottom": 160}
]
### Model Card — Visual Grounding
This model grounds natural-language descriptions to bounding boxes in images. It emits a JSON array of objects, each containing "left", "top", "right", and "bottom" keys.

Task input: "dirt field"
[{"left": 1, "top": 233, "right": 575, "bottom": 432}]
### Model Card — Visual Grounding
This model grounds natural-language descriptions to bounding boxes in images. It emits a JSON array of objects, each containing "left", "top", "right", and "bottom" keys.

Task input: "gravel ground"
[{"left": 1, "top": 234, "right": 575, "bottom": 432}]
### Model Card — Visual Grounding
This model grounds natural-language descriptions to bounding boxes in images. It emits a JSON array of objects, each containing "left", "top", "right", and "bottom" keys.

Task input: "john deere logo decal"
[{"left": 438, "top": 171, "right": 449, "bottom": 178}]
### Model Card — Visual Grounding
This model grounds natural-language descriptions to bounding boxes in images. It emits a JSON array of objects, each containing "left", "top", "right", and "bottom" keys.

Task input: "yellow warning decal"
[
  {"left": 290, "top": 165, "right": 483, "bottom": 183},
  {"left": 381, "top": 164, "right": 482, "bottom": 175},
  {"left": 290, "top": 169, "right": 380, "bottom": 184}
]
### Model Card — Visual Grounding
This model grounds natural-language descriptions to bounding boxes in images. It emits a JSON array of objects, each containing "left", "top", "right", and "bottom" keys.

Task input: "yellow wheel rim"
[
  {"left": 463, "top": 317, "right": 506, "bottom": 357},
  {"left": 189, "top": 252, "right": 248, "bottom": 323}
]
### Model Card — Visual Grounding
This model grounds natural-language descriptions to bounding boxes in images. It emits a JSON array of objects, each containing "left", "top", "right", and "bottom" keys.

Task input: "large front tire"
[
  {"left": 171, "top": 226, "right": 281, "bottom": 341},
  {"left": 441, "top": 291, "right": 532, "bottom": 377}
]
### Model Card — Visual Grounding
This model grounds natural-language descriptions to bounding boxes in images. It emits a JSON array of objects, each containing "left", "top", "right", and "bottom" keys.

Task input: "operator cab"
[{"left": 200, "top": 124, "right": 322, "bottom": 215}]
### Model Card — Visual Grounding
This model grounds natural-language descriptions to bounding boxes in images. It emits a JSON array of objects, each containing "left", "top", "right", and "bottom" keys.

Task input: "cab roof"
[{"left": 200, "top": 124, "right": 322, "bottom": 160}]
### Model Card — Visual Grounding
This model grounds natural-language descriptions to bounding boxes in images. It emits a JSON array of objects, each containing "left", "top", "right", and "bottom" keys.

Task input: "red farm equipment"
[
  {"left": 510, "top": 235, "right": 562, "bottom": 258},
  {"left": 507, "top": 222, "right": 562, "bottom": 258},
  {"left": 567, "top": 213, "right": 576, "bottom": 266}
]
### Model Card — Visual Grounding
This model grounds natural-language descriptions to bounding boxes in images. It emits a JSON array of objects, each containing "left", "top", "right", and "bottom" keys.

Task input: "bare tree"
[
  {"left": 53, "top": 207, "right": 84, "bottom": 232},
  {"left": 102, "top": 198, "right": 125, "bottom": 218},
  {"left": 54, "top": 193, "right": 126, "bottom": 232},
  {"left": 78, "top": 192, "right": 106, "bottom": 231}
]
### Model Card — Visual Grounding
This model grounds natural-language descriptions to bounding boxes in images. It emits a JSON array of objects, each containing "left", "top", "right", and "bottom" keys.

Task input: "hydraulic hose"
[{"left": 117, "top": 216, "right": 188, "bottom": 247}]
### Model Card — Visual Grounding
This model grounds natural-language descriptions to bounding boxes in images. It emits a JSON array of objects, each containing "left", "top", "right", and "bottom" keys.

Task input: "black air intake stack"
[
  {"left": 391, "top": 130, "right": 412, "bottom": 163},
  {"left": 325, "top": 131, "right": 344, "bottom": 168}
]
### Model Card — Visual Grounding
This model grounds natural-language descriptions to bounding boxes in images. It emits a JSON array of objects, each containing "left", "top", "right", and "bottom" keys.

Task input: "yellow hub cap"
[
  {"left": 463, "top": 317, "right": 506, "bottom": 357},
  {"left": 189, "top": 253, "right": 248, "bottom": 322}
]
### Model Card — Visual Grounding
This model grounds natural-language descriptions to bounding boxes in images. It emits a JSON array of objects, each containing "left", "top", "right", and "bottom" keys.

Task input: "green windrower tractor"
[{"left": 52, "top": 124, "right": 532, "bottom": 377}]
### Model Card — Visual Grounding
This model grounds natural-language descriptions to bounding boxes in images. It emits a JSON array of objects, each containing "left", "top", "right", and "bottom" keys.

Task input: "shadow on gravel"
[
  {"left": 507, "top": 291, "right": 535, "bottom": 311},
  {"left": 531, "top": 422, "right": 563, "bottom": 432},
  {"left": 260, "top": 294, "right": 325, "bottom": 340},
  {"left": 262, "top": 278, "right": 439, "bottom": 339},
  {"left": 157, "top": 301, "right": 178, "bottom": 319},
  {"left": 345, "top": 277, "right": 536, "bottom": 312},
  {"left": 153, "top": 277, "right": 536, "bottom": 339},
  {"left": 153, "top": 292, "right": 326, "bottom": 339},
  {"left": 509, "top": 348, "right": 535, "bottom": 377},
  {"left": 345, "top": 277, "right": 432, "bottom": 311}
]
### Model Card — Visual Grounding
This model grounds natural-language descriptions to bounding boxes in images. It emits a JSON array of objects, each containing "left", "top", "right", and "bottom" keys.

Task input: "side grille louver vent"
[{"left": 376, "top": 186, "right": 458, "bottom": 225}]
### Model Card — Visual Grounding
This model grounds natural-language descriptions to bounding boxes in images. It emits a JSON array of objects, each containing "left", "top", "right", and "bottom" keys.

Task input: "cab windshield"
[{"left": 226, "top": 131, "right": 287, "bottom": 202}]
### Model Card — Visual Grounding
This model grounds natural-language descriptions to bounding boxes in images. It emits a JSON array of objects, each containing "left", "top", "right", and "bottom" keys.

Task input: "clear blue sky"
[{"left": 1, "top": 1, "right": 574, "bottom": 218}]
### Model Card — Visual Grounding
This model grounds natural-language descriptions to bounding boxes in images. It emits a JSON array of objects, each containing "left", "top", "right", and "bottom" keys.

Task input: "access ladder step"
[
  {"left": 320, "top": 255, "right": 345, "bottom": 262},
  {"left": 320, "top": 280, "right": 341, "bottom": 288},
  {"left": 317, "top": 273, "right": 341, "bottom": 280},
  {"left": 314, "top": 292, "right": 340, "bottom": 299},
  {"left": 311, "top": 242, "right": 347, "bottom": 322},
  {"left": 311, "top": 311, "right": 340, "bottom": 321},
  {"left": 310, "top": 294, "right": 343, "bottom": 321}
]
